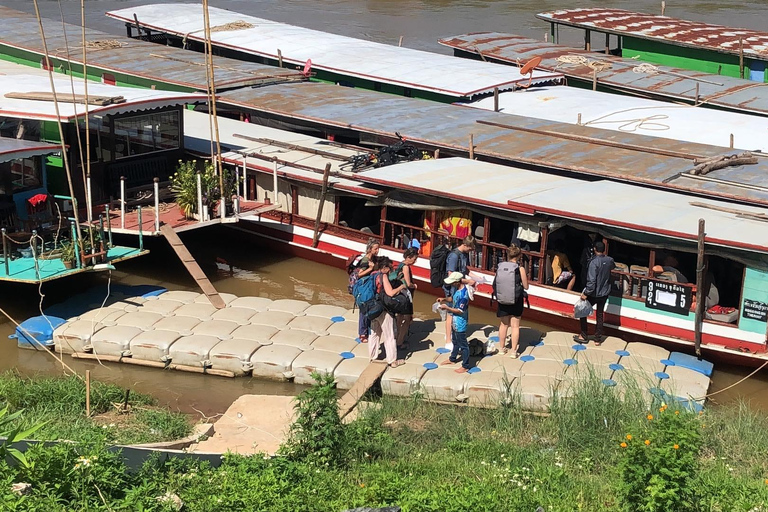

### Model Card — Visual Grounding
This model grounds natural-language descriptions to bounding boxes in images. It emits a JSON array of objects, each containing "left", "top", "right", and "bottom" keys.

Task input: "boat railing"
[
  {"left": 380, "top": 219, "right": 429, "bottom": 250},
  {"left": 265, "top": 209, "right": 379, "bottom": 244}
]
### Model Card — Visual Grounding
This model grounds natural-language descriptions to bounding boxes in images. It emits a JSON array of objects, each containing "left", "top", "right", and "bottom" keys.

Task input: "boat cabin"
[{"left": 537, "top": 8, "right": 768, "bottom": 82}]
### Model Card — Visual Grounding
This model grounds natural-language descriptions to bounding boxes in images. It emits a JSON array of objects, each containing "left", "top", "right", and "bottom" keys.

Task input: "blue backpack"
[{"left": 352, "top": 272, "right": 385, "bottom": 320}]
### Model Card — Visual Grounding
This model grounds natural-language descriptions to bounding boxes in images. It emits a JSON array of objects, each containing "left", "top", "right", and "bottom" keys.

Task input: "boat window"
[
  {"left": 0, "top": 158, "right": 42, "bottom": 195},
  {"left": 703, "top": 255, "right": 744, "bottom": 326},
  {"left": 337, "top": 196, "right": 380, "bottom": 234},
  {"left": 113, "top": 110, "right": 180, "bottom": 160},
  {"left": 77, "top": 117, "right": 113, "bottom": 163}
]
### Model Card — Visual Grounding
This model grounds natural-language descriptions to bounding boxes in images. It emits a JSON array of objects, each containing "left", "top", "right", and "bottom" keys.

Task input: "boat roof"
[
  {"left": 358, "top": 158, "right": 768, "bottom": 255},
  {"left": 106, "top": 4, "right": 564, "bottom": 99},
  {"left": 183, "top": 110, "right": 379, "bottom": 197},
  {"left": 217, "top": 81, "right": 768, "bottom": 207},
  {"left": 438, "top": 33, "right": 768, "bottom": 117},
  {"left": 467, "top": 86, "right": 768, "bottom": 153},
  {"left": 536, "top": 8, "right": 768, "bottom": 59},
  {"left": 0, "top": 74, "right": 206, "bottom": 122},
  {"left": 0, "top": 6, "right": 302, "bottom": 92},
  {"left": 0, "top": 137, "right": 60, "bottom": 163}
]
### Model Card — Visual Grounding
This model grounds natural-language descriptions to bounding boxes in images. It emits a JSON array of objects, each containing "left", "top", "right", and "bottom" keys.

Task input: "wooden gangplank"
[
  {"left": 160, "top": 224, "right": 226, "bottom": 309},
  {"left": 338, "top": 360, "right": 388, "bottom": 419}
]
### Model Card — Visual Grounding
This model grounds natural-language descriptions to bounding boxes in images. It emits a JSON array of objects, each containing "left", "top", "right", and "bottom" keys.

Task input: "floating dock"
[{"left": 30, "top": 286, "right": 712, "bottom": 412}]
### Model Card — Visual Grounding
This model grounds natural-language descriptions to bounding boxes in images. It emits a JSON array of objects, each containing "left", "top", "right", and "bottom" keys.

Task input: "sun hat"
[{"left": 444, "top": 271, "right": 464, "bottom": 285}]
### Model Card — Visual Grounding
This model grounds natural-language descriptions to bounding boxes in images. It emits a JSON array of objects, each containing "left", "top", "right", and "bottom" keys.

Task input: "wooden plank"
[
  {"left": 160, "top": 224, "right": 226, "bottom": 309},
  {"left": 5, "top": 92, "right": 126, "bottom": 106},
  {"left": 338, "top": 361, "right": 388, "bottom": 419}
]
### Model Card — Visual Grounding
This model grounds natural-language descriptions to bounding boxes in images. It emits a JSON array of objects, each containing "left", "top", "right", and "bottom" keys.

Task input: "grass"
[
  {"left": 0, "top": 370, "right": 193, "bottom": 445},
  {"left": 1, "top": 372, "right": 767, "bottom": 511}
]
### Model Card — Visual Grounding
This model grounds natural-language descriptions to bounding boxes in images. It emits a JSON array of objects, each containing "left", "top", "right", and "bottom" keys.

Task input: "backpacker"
[
  {"left": 346, "top": 253, "right": 363, "bottom": 294},
  {"left": 429, "top": 244, "right": 451, "bottom": 288},
  {"left": 494, "top": 262, "right": 522, "bottom": 305},
  {"left": 352, "top": 272, "right": 384, "bottom": 320}
]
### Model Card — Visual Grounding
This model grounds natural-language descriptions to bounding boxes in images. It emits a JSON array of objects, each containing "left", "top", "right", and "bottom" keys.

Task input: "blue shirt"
[{"left": 451, "top": 287, "right": 469, "bottom": 333}]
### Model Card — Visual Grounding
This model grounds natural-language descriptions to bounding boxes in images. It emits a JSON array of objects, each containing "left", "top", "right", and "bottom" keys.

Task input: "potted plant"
[
  {"left": 170, "top": 160, "right": 221, "bottom": 220},
  {"left": 60, "top": 242, "right": 76, "bottom": 269}
]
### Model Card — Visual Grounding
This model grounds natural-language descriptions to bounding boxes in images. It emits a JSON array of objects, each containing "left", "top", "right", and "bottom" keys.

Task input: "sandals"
[
  {"left": 389, "top": 359, "right": 406, "bottom": 368},
  {"left": 501, "top": 346, "right": 510, "bottom": 355},
  {"left": 573, "top": 335, "right": 589, "bottom": 344}
]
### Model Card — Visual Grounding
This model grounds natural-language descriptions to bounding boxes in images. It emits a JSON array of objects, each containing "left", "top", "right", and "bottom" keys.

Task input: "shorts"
[{"left": 496, "top": 300, "right": 524, "bottom": 318}]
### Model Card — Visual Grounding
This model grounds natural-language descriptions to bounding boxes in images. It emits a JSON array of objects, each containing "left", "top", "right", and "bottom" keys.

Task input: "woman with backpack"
[
  {"left": 356, "top": 238, "right": 379, "bottom": 343},
  {"left": 369, "top": 257, "right": 407, "bottom": 367},
  {"left": 393, "top": 248, "right": 419, "bottom": 348},
  {"left": 493, "top": 245, "right": 529, "bottom": 358}
]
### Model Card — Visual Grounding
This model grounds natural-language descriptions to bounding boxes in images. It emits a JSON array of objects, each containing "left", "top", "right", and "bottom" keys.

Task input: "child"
[{"left": 438, "top": 271, "right": 471, "bottom": 373}]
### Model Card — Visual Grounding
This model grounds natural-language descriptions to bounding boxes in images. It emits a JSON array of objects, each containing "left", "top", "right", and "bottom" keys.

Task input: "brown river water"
[{"left": 0, "top": 0, "right": 767, "bottom": 416}]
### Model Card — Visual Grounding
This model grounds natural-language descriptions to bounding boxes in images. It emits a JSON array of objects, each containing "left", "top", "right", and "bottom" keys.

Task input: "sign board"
[
  {"left": 743, "top": 299, "right": 768, "bottom": 322},
  {"left": 645, "top": 280, "right": 692, "bottom": 316}
]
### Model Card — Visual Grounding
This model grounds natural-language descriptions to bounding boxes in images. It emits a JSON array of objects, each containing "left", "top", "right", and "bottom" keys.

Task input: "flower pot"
[
  {"left": 62, "top": 260, "right": 74, "bottom": 270},
  {"left": 191, "top": 206, "right": 210, "bottom": 222}
]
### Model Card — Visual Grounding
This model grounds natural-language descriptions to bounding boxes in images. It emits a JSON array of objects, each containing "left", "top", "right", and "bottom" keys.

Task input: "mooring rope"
[
  {"left": 54, "top": 39, "right": 127, "bottom": 56},
  {"left": 555, "top": 54, "right": 612, "bottom": 73},
  {"left": 182, "top": 20, "right": 254, "bottom": 46}
]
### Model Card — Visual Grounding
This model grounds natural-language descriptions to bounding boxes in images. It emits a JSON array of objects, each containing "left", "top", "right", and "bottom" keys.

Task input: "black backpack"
[{"left": 429, "top": 244, "right": 450, "bottom": 288}]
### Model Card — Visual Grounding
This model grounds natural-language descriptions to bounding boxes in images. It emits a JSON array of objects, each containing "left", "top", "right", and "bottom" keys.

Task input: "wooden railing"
[{"left": 381, "top": 219, "right": 428, "bottom": 249}]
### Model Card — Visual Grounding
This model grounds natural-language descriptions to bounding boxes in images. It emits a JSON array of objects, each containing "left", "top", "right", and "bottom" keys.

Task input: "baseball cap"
[{"left": 444, "top": 271, "right": 464, "bottom": 285}]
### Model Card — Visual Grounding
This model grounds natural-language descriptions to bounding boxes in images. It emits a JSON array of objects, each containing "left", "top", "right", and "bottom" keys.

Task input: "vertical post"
[
  {"left": 137, "top": 206, "right": 143, "bottom": 251},
  {"left": 379, "top": 205, "right": 387, "bottom": 242},
  {"left": 31, "top": 230, "right": 39, "bottom": 277},
  {"left": 153, "top": 177, "right": 160, "bottom": 232},
  {"left": 605, "top": 33, "right": 610, "bottom": 54},
  {"left": 277, "top": 49, "right": 283, "bottom": 68},
  {"left": 592, "top": 69, "right": 597, "bottom": 91},
  {"left": 537, "top": 226, "right": 548, "bottom": 284},
  {"left": 577, "top": 113, "right": 582, "bottom": 125},
  {"left": 196, "top": 171, "right": 203, "bottom": 223},
  {"left": 71, "top": 222, "right": 81, "bottom": 269},
  {"left": 1, "top": 228, "right": 7, "bottom": 275},
  {"left": 273, "top": 160, "right": 279, "bottom": 207},
  {"left": 86, "top": 175, "right": 93, "bottom": 226},
  {"left": 120, "top": 176, "right": 126, "bottom": 229},
  {"left": 312, "top": 163, "right": 332, "bottom": 248},
  {"left": 98, "top": 215, "right": 106, "bottom": 261},
  {"left": 105, "top": 204, "right": 112, "bottom": 247},
  {"left": 694, "top": 218, "right": 706, "bottom": 358},
  {"left": 694, "top": 82, "right": 700, "bottom": 104},
  {"left": 433, "top": 149, "right": 440, "bottom": 159},
  {"left": 398, "top": 36, "right": 404, "bottom": 47},
  {"left": 482, "top": 216, "right": 490, "bottom": 270},
  {"left": 739, "top": 37, "right": 744, "bottom": 79},
  {"left": 550, "top": 22, "right": 557, "bottom": 44},
  {"left": 85, "top": 370, "right": 91, "bottom": 417},
  {"left": 493, "top": 87, "right": 499, "bottom": 112},
  {"left": 234, "top": 160, "right": 241, "bottom": 214},
  {"left": 242, "top": 155, "right": 248, "bottom": 204},
  {"left": 661, "top": 0, "right": 666, "bottom": 15},
  {"left": 584, "top": 29, "right": 591, "bottom": 51},
  {"left": 468, "top": 134, "right": 474, "bottom": 160},
  {"left": 544, "top": 32, "right": 548, "bottom": 43},
  {"left": 730, "top": 133, "right": 734, "bottom": 149},
  {"left": 219, "top": 160, "right": 226, "bottom": 221}
]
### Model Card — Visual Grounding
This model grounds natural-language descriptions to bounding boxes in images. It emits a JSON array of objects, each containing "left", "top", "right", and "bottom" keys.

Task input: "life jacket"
[{"left": 494, "top": 261, "right": 523, "bottom": 305}]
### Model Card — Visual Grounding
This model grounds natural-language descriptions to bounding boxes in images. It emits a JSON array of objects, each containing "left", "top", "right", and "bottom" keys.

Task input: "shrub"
[
  {"left": 170, "top": 159, "right": 220, "bottom": 218},
  {"left": 618, "top": 403, "right": 702, "bottom": 512}
]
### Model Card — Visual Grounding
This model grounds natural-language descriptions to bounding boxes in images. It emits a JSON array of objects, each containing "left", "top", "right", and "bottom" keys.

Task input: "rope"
[
  {"left": 555, "top": 55, "right": 612, "bottom": 73},
  {"left": 182, "top": 20, "right": 254, "bottom": 46},
  {"left": 582, "top": 105, "right": 680, "bottom": 133},
  {"left": 693, "top": 359, "right": 768, "bottom": 401},
  {"left": 632, "top": 62, "right": 660, "bottom": 75},
  {"left": 54, "top": 39, "right": 127, "bottom": 56}
]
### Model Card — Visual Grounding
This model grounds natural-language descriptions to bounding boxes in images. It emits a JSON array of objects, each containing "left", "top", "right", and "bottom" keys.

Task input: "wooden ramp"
[
  {"left": 338, "top": 360, "right": 388, "bottom": 419},
  {"left": 160, "top": 224, "right": 226, "bottom": 309}
]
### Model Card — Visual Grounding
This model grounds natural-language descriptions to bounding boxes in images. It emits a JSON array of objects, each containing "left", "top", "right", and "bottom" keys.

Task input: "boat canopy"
[
  {"left": 0, "top": 137, "right": 60, "bottom": 163},
  {"left": 358, "top": 158, "right": 768, "bottom": 258},
  {"left": 467, "top": 86, "right": 768, "bottom": 153},
  {"left": 184, "top": 110, "right": 380, "bottom": 197},
  {"left": 0, "top": 74, "right": 206, "bottom": 122},
  {"left": 0, "top": 6, "right": 301, "bottom": 92},
  {"left": 218, "top": 82, "right": 768, "bottom": 207},
  {"left": 106, "top": 4, "right": 564, "bottom": 99},
  {"left": 536, "top": 8, "right": 768, "bottom": 59},
  {"left": 438, "top": 33, "right": 768, "bottom": 117}
]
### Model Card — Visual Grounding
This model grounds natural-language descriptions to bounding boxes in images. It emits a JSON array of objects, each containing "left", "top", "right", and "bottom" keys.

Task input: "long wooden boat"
[{"left": 536, "top": 8, "right": 768, "bottom": 82}]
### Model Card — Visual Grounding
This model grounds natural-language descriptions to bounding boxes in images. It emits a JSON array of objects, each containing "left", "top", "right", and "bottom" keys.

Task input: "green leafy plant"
[
  {"left": 0, "top": 405, "right": 47, "bottom": 469},
  {"left": 617, "top": 403, "right": 702, "bottom": 512},
  {"left": 170, "top": 159, "right": 220, "bottom": 219},
  {"left": 59, "top": 242, "right": 75, "bottom": 264}
]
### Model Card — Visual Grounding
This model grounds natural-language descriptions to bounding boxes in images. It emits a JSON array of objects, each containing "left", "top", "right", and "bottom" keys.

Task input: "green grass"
[{"left": 0, "top": 370, "right": 193, "bottom": 445}]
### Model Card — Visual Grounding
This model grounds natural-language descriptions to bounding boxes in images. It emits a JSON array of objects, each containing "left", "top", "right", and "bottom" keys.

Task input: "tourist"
[
  {"left": 438, "top": 271, "right": 471, "bottom": 373},
  {"left": 494, "top": 245, "right": 528, "bottom": 358},
  {"left": 357, "top": 238, "right": 379, "bottom": 343},
  {"left": 393, "top": 247, "right": 419, "bottom": 349},
  {"left": 652, "top": 254, "right": 688, "bottom": 283},
  {"left": 369, "top": 257, "right": 406, "bottom": 367},
  {"left": 575, "top": 241, "right": 615, "bottom": 345},
  {"left": 549, "top": 239, "right": 576, "bottom": 290},
  {"left": 443, "top": 236, "right": 476, "bottom": 348}
]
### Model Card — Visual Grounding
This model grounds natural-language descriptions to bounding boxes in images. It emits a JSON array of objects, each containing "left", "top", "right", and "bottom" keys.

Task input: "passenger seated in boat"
[
  {"left": 548, "top": 240, "right": 576, "bottom": 291},
  {"left": 652, "top": 255, "right": 688, "bottom": 283}
]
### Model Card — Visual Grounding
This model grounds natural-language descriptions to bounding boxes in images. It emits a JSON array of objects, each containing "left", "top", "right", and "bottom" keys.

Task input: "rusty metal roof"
[
  {"left": 536, "top": 8, "right": 768, "bottom": 58},
  {"left": 218, "top": 81, "right": 768, "bottom": 207},
  {"left": 0, "top": 6, "right": 302, "bottom": 92},
  {"left": 438, "top": 33, "right": 768, "bottom": 117}
]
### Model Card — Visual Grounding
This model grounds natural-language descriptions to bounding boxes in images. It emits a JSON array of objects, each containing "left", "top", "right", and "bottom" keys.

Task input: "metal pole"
[
  {"left": 694, "top": 218, "right": 706, "bottom": 358},
  {"left": 86, "top": 175, "right": 93, "bottom": 227},
  {"left": 153, "top": 177, "right": 160, "bottom": 232},
  {"left": 242, "top": 154, "right": 247, "bottom": 204},
  {"left": 278, "top": 49, "right": 283, "bottom": 68},
  {"left": 31, "top": 230, "right": 39, "bottom": 277},
  {"left": 584, "top": 29, "right": 591, "bottom": 51},
  {"left": 71, "top": 222, "right": 81, "bottom": 269},
  {"left": 105, "top": 204, "right": 112, "bottom": 247},
  {"left": 137, "top": 205, "right": 143, "bottom": 251},
  {"left": 1, "top": 229, "right": 8, "bottom": 276},
  {"left": 493, "top": 87, "right": 499, "bottom": 112},
  {"left": 468, "top": 133, "right": 474, "bottom": 160},
  {"left": 98, "top": 215, "right": 106, "bottom": 261},
  {"left": 739, "top": 38, "right": 744, "bottom": 79},
  {"left": 273, "top": 160, "right": 279, "bottom": 207},
  {"left": 234, "top": 161, "right": 241, "bottom": 214},
  {"left": 196, "top": 171, "right": 204, "bottom": 222},
  {"left": 120, "top": 176, "right": 126, "bottom": 229}
]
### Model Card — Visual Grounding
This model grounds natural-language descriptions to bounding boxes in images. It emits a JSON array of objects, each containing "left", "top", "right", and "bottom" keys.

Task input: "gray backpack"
[{"left": 495, "top": 262, "right": 521, "bottom": 305}]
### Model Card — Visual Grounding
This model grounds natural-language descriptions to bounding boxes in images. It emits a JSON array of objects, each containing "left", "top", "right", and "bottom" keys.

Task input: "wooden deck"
[{"left": 103, "top": 201, "right": 278, "bottom": 236}]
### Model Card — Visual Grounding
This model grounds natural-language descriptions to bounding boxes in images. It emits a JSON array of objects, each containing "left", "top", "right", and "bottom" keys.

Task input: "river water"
[{"left": 0, "top": 0, "right": 767, "bottom": 415}]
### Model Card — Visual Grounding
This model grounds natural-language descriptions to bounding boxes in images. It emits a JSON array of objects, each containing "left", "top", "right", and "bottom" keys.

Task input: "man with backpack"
[
  {"left": 430, "top": 236, "right": 476, "bottom": 349},
  {"left": 493, "top": 245, "right": 529, "bottom": 358},
  {"left": 575, "top": 240, "right": 615, "bottom": 345}
]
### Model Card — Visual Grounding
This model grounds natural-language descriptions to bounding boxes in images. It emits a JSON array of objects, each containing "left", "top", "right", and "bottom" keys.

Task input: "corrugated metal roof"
[
  {"left": 184, "top": 110, "right": 379, "bottom": 196},
  {"left": 106, "top": 4, "right": 565, "bottom": 99},
  {"left": 358, "top": 158, "right": 768, "bottom": 254},
  {"left": 0, "top": 137, "right": 60, "bottom": 162},
  {"left": 217, "top": 81, "right": 768, "bottom": 206},
  {"left": 467, "top": 87, "right": 768, "bottom": 152},
  {"left": 0, "top": 6, "right": 302, "bottom": 92},
  {"left": 536, "top": 8, "right": 768, "bottom": 58},
  {"left": 438, "top": 33, "right": 768, "bottom": 117},
  {"left": 0, "top": 74, "right": 205, "bottom": 122}
]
